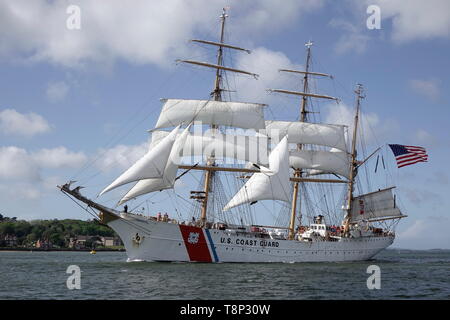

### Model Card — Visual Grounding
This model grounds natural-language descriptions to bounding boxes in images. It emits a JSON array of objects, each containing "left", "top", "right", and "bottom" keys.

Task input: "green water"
[{"left": 0, "top": 249, "right": 448, "bottom": 299}]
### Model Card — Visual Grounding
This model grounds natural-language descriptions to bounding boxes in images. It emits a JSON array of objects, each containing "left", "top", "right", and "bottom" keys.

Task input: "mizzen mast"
[{"left": 343, "top": 84, "right": 364, "bottom": 234}]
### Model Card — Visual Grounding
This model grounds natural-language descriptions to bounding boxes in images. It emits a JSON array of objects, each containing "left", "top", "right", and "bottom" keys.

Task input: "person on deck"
[{"left": 124, "top": 205, "right": 128, "bottom": 213}]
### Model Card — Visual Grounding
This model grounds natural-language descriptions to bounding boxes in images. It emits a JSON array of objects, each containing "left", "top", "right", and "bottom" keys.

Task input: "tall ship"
[{"left": 59, "top": 9, "right": 407, "bottom": 262}]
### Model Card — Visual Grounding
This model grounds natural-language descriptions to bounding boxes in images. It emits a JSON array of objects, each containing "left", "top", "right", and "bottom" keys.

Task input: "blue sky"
[{"left": 0, "top": 0, "right": 449, "bottom": 249}]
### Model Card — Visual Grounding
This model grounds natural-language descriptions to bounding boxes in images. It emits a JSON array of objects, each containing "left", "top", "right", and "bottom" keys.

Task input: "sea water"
[{"left": 0, "top": 249, "right": 448, "bottom": 299}]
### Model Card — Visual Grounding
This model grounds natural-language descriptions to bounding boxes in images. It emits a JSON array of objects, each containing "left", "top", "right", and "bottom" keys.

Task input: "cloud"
[
  {"left": 32, "top": 147, "right": 87, "bottom": 169},
  {"left": 361, "top": 0, "right": 450, "bottom": 43},
  {"left": 234, "top": 47, "right": 302, "bottom": 103},
  {"left": 0, "top": 108, "right": 51, "bottom": 137},
  {"left": 0, "top": 146, "right": 88, "bottom": 200},
  {"left": 324, "top": 102, "right": 397, "bottom": 146},
  {"left": 409, "top": 79, "right": 440, "bottom": 101},
  {"left": 46, "top": 81, "right": 69, "bottom": 102},
  {"left": 329, "top": 19, "right": 370, "bottom": 54},
  {"left": 396, "top": 217, "right": 450, "bottom": 249},
  {"left": 0, "top": 146, "right": 41, "bottom": 181},
  {"left": 0, "top": 0, "right": 324, "bottom": 68},
  {"left": 96, "top": 142, "right": 148, "bottom": 172},
  {"left": 415, "top": 129, "right": 438, "bottom": 147}
]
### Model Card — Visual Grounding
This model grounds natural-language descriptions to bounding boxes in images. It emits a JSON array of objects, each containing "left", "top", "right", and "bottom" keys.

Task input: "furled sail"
[
  {"left": 350, "top": 187, "right": 403, "bottom": 222},
  {"left": 99, "top": 125, "right": 181, "bottom": 196},
  {"left": 155, "top": 99, "right": 266, "bottom": 130},
  {"left": 223, "top": 136, "right": 290, "bottom": 211},
  {"left": 264, "top": 120, "right": 347, "bottom": 151},
  {"left": 149, "top": 130, "right": 270, "bottom": 166},
  {"left": 289, "top": 149, "right": 351, "bottom": 179},
  {"left": 117, "top": 126, "right": 191, "bottom": 205}
]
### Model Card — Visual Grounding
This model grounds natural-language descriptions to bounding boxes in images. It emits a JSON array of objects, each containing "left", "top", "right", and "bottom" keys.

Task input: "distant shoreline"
[{"left": 0, "top": 247, "right": 125, "bottom": 252}]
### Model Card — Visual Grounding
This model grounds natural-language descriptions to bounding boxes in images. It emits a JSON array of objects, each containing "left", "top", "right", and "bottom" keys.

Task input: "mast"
[
  {"left": 343, "top": 84, "right": 364, "bottom": 234},
  {"left": 200, "top": 8, "right": 227, "bottom": 227},
  {"left": 268, "top": 42, "right": 336, "bottom": 240},
  {"left": 288, "top": 41, "right": 312, "bottom": 240},
  {"left": 175, "top": 8, "right": 257, "bottom": 227}
]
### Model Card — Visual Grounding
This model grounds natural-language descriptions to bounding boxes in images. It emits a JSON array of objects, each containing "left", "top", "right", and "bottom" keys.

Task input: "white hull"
[{"left": 109, "top": 213, "right": 394, "bottom": 263}]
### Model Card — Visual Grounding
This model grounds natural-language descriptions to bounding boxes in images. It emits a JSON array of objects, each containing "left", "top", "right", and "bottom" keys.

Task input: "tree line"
[{"left": 0, "top": 214, "right": 116, "bottom": 248}]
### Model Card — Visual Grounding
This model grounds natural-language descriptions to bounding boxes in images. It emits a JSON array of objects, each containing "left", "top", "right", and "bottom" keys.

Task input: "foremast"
[
  {"left": 199, "top": 9, "right": 226, "bottom": 227},
  {"left": 343, "top": 84, "right": 364, "bottom": 234},
  {"left": 269, "top": 42, "right": 336, "bottom": 240}
]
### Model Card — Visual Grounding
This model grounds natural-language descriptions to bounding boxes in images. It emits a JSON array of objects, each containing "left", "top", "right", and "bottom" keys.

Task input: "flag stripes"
[{"left": 388, "top": 144, "right": 428, "bottom": 168}]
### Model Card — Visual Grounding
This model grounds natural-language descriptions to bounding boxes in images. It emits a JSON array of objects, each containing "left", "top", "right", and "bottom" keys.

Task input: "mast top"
[
  {"left": 305, "top": 40, "right": 314, "bottom": 48},
  {"left": 355, "top": 83, "right": 365, "bottom": 98},
  {"left": 220, "top": 7, "right": 229, "bottom": 19}
]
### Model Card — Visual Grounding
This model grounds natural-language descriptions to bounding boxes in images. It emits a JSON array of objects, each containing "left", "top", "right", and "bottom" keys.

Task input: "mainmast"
[
  {"left": 269, "top": 42, "right": 336, "bottom": 240},
  {"left": 288, "top": 41, "right": 312, "bottom": 240},
  {"left": 178, "top": 8, "right": 257, "bottom": 227},
  {"left": 343, "top": 84, "right": 364, "bottom": 234}
]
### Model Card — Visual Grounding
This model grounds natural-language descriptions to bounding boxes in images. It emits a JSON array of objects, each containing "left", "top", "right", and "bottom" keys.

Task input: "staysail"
[
  {"left": 155, "top": 99, "right": 266, "bottom": 130},
  {"left": 117, "top": 126, "right": 191, "bottom": 205},
  {"left": 223, "top": 136, "right": 291, "bottom": 211},
  {"left": 99, "top": 125, "right": 181, "bottom": 196},
  {"left": 350, "top": 187, "right": 403, "bottom": 222}
]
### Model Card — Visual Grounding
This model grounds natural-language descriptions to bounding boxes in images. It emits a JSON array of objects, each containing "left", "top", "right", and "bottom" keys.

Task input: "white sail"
[
  {"left": 155, "top": 99, "right": 266, "bottom": 130},
  {"left": 118, "top": 126, "right": 191, "bottom": 205},
  {"left": 149, "top": 130, "right": 270, "bottom": 166},
  {"left": 350, "top": 187, "right": 403, "bottom": 222},
  {"left": 264, "top": 120, "right": 347, "bottom": 151},
  {"left": 149, "top": 130, "right": 171, "bottom": 149},
  {"left": 223, "top": 136, "right": 290, "bottom": 211},
  {"left": 289, "top": 149, "right": 351, "bottom": 179},
  {"left": 99, "top": 125, "right": 180, "bottom": 196}
]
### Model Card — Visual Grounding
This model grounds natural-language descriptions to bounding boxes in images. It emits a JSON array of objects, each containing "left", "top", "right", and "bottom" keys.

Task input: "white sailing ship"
[{"left": 59, "top": 9, "right": 407, "bottom": 263}]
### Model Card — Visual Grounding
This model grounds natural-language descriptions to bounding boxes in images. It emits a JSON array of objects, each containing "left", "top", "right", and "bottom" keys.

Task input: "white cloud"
[
  {"left": 415, "top": 129, "right": 438, "bottom": 147},
  {"left": 46, "top": 81, "right": 69, "bottom": 102},
  {"left": 0, "top": 0, "right": 324, "bottom": 68},
  {"left": 32, "top": 147, "right": 87, "bottom": 169},
  {"left": 396, "top": 217, "right": 450, "bottom": 249},
  {"left": 324, "top": 102, "right": 397, "bottom": 146},
  {"left": 410, "top": 79, "right": 440, "bottom": 101},
  {"left": 361, "top": 0, "right": 450, "bottom": 43},
  {"left": 0, "top": 146, "right": 40, "bottom": 181},
  {"left": 234, "top": 47, "right": 302, "bottom": 103},
  {"left": 329, "top": 19, "right": 370, "bottom": 54},
  {"left": 0, "top": 108, "right": 51, "bottom": 137},
  {"left": 0, "top": 146, "right": 88, "bottom": 200},
  {"left": 96, "top": 142, "right": 148, "bottom": 172}
]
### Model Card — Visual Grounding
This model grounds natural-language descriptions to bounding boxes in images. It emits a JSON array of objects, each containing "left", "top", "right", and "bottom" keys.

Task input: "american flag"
[{"left": 388, "top": 144, "right": 428, "bottom": 168}]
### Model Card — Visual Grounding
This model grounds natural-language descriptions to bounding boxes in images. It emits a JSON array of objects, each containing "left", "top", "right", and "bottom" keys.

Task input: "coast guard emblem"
[
  {"left": 188, "top": 232, "right": 200, "bottom": 244},
  {"left": 132, "top": 233, "right": 144, "bottom": 246}
]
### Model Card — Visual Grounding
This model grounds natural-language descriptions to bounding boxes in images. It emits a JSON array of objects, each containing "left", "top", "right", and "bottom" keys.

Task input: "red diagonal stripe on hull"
[{"left": 179, "top": 225, "right": 212, "bottom": 262}]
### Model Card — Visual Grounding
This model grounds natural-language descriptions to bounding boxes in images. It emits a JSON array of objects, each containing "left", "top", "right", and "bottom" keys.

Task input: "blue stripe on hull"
[{"left": 204, "top": 229, "right": 219, "bottom": 262}]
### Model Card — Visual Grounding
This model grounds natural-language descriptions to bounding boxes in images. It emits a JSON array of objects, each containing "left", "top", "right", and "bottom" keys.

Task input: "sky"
[{"left": 0, "top": 0, "right": 449, "bottom": 249}]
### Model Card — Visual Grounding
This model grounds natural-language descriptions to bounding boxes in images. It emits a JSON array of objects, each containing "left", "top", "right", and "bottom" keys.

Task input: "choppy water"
[{"left": 0, "top": 249, "right": 448, "bottom": 299}]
